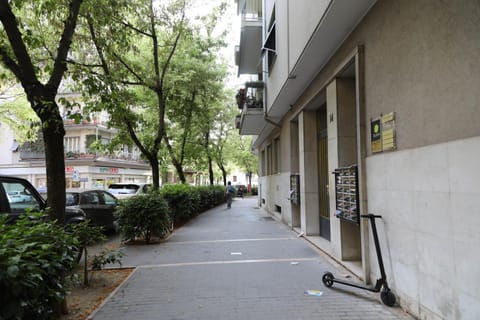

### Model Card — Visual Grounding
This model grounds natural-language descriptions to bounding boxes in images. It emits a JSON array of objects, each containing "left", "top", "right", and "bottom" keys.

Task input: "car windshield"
[
  {"left": 66, "top": 193, "right": 80, "bottom": 206},
  {"left": 108, "top": 184, "right": 139, "bottom": 195}
]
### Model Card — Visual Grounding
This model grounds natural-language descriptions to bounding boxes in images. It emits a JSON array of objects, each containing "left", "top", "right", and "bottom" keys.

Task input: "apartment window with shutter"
[{"left": 263, "top": 5, "right": 276, "bottom": 73}]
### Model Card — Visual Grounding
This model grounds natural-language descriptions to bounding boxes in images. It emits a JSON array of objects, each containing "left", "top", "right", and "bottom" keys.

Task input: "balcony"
[
  {"left": 236, "top": 81, "right": 265, "bottom": 135},
  {"left": 235, "top": 0, "right": 262, "bottom": 75}
]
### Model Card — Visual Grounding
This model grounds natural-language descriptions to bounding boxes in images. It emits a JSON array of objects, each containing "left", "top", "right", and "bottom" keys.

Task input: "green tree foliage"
[
  {"left": 231, "top": 134, "right": 258, "bottom": 185},
  {"left": 69, "top": 0, "right": 189, "bottom": 189},
  {"left": 68, "top": 0, "right": 235, "bottom": 187},
  {"left": 0, "top": 0, "right": 85, "bottom": 223},
  {"left": 0, "top": 83, "right": 39, "bottom": 143},
  {"left": 209, "top": 93, "right": 237, "bottom": 185},
  {"left": 162, "top": 7, "right": 230, "bottom": 183}
]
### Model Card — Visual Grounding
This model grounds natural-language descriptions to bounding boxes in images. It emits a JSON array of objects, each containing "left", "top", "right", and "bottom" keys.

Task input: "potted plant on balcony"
[{"left": 236, "top": 88, "right": 246, "bottom": 109}]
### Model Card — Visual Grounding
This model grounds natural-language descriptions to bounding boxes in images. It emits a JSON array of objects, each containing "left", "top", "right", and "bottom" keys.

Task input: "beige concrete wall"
[
  {"left": 297, "top": 1, "right": 480, "bottom": 318},
  {"left": 265, "top": 0, "right": 332, "bottom": 115},
  {"left": 258, "top": 1, "right": 480, "bottom": 319},
  {"left": 288, "top": 0, "right": 331, "bottom": 70},
  {"left": 264, "top": 0, "right": 289, "bottom": 113}
]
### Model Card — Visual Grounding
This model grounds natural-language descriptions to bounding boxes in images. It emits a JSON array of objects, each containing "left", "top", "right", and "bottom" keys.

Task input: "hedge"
[
  {"left": 160, "top": 184, "right": 225, "bottom": 228},
  {"left": 0, "top": 213, "right": 78, "bottom": 320}
]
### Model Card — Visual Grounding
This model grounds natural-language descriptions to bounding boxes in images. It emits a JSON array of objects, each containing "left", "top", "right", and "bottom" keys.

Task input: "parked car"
[
  {"left": 107, "top": 183, "right": 151, "bottom": 199},
  {"left": 66, "top": 190, "right": 118, "bottom": 232},
  {"left": 0, "top": 175, "right": 86, "bottom": 225},
  {"left": 6, "top": 190, "right": 33, "bottom": 203}
]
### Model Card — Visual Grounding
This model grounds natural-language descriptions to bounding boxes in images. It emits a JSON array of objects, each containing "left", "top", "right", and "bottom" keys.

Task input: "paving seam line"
[
  {"left": 167, "top": 237, "right": 296, "bottom": 245},
  {"left": 136, "top": 257, "right": 319, "bottom": 269}
]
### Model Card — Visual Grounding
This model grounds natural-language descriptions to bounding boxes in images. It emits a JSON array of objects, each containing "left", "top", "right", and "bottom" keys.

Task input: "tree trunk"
[
  {"left": 33, "top": 96, "right": 66, "bottom": 223},
  {"left": 174, "top": 162, "right": 186, "bottom": 184},
  {"left": 221, "top": 167, "right": 227, "bottom": 186},
  {"left": 208, "top": 156, "right": 214, "bottom": 185},
  {"left": 204, "top": 130, "right": 214, "bottom": 185},
  {"left": 150, "top": 156, "right": 160, "bottom": 190},
  {"left": 42, "top": 118, "right": 66, "bottom": 223}
]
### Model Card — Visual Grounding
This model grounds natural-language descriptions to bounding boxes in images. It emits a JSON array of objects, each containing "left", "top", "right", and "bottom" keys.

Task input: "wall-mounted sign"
[
  {"left": 381, "top": 112, "right": 396, "bottom": 151},
  {"left": 99, "top": 167, "right": 119, "bottom": 174},
  {"left": 370, "top": 112, "right": 396, "bottom": 153},
  {"left": 371, "top": 118, "right": 382, "bottom": 153}
]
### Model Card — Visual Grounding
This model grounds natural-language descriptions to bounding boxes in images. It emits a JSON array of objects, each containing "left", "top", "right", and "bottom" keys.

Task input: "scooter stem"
[{"left": 362, "top": 214, "right": 387, "bottom": 282}]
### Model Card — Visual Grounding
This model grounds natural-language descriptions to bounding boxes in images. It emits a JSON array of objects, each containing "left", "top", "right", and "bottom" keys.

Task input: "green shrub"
[
  {"left": 0, "top": 213, "right": 78, "bottom": 320},
  {"left": 115, "top": 192, "right": 170, "bottom": 244},
  {"left": 91, "top": 248, "right": 124, "bottom": 270},
  {"left": 251, "top": 186, "right": 258, "bottom": 195},
  {"left": 68, "top": 221, "right": 106, "bottom": 286},
  {"left": 160, "top": 184, "right": 200, "bottom": 226},
  {"left": 160, "top": 184, "right": 226, "bottom": 228}
]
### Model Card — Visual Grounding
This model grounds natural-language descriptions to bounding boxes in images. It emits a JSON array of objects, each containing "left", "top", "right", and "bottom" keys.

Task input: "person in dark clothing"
[{"left": 226, "top": 181, "right": 234, "bottom": 209}]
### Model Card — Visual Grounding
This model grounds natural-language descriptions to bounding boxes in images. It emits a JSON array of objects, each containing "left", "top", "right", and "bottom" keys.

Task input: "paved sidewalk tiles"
[{"left": 91, "top": 198, "right": 414, "bottom": 320}]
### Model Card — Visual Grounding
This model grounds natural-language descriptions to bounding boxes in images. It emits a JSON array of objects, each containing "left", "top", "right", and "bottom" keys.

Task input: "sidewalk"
[{"left": 90, "top": 197, "right": 413, "bottom": 320}]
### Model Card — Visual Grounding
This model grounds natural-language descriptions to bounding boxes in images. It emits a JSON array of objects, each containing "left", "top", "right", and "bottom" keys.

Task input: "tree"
[
  {"left": 70, "top": 0, "right": 187, "bottom": 190},
  {"left": 233, "top": 134, "right": 257, "bottom": 186},
  {"left": 162, "top": 14, "right": 229, "bottom": 184},
  {"left": 71, "top": 0, "right": 231, "bottom": 188},
  {"left": 0, "top": 0, "right": 84, "bottom": 223},
  {"left": 210, "top": 95, "right": 237, "bottom": 186}
]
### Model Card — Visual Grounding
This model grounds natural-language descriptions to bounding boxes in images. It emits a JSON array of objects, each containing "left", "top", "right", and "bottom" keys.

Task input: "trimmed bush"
[
  {"left": 160, "top": 184, "right": 225, "bottom": 228},
  {"left": 115, "top": 192, "right": 170, "bottom": 244},
  {"left": 0, "top": 213, "right": 78, "bottom": 320},
  {"left": 196, "top": 185, "right": 226, "bottom": 211},
  {"left": 160, "top": 184, "right": 200, "bottom": 226}
]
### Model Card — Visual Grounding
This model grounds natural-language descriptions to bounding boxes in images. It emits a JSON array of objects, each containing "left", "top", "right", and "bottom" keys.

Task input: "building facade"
[
  {"left": 0, "top": 96, "right": 151, "bottom": 191},
  {"left": 235, "top": 0, "right": 480, "bottom": 319}
]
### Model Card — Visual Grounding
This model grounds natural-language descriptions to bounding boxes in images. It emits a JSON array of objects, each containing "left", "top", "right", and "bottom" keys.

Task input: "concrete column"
[
  {"left": 298, "top": 111, "right": 319, "bottom": 235},
  {"left": 327, "top": 78, "right": 361, "bottom": 260}
]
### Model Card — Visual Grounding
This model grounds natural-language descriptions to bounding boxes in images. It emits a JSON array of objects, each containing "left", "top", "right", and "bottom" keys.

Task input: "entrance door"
[{"left": 317, "top": 109, "right": 330, "bottom": 240}]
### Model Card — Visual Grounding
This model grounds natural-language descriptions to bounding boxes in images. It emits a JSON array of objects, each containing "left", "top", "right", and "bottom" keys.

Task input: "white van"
[{"left": 107, "top": 183, "right": 151, "bottom": 199}]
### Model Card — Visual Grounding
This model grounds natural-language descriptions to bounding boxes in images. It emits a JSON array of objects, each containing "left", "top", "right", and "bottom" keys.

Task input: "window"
[
  {"left": 102, "top": 192, "right": 116, "bottom": 205},
  {"left": 1, "top": 181, "right": 42, "bottom": 215},
  {"left": 261, "top": 150, "right": 266, "bottom": 176},
  {"left": 263, "top": 5, "right": 276, "bottom": 73},
  {"left": 274, "top": 137, "right": 280, "bottom": 174},
  {"left": 266, "top": 144, "right": 272, "bottom": 175},
  {"left": 64, "top": 136, "right": 80, "bottom": 153}
]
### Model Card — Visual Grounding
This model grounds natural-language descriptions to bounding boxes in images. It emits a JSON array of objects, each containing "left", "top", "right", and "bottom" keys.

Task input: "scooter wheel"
[
  {"left": 322, "top": 272, "right": 334, "bottom": 288},
  {"left": 380, "top": 289, "right": 396, "bottom": 307}
]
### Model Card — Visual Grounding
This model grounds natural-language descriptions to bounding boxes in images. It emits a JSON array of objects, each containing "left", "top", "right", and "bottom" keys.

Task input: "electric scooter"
[{"left": 322, "top": 214, "right": 396, "bottom": 306}]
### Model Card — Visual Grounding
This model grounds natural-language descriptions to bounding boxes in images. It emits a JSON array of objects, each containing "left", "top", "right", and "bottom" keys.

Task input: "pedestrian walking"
[{"left": 225, "top": 181, "right": 235, "bottom": 209}]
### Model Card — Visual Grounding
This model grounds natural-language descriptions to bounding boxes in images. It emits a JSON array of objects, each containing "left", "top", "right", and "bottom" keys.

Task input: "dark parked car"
[
  {"left": 0, "top": 175, "right": 86, "bottom": 224},
  {"left": 66, "top": 190, "right": 118, "bottom": 232}
]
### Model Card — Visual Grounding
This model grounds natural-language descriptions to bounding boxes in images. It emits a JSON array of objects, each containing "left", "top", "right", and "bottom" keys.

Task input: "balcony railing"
[
  {"left": 238, "top": 0, "right": 262, "bottom": 18},
  {"left": 235, "top": 81, "right": 265, "bottom": 135}
]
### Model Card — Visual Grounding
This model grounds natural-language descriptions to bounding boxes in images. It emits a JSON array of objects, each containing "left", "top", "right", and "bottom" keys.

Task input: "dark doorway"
[{"left": 317, "top": 107, "right": 330, "bottom": 240}]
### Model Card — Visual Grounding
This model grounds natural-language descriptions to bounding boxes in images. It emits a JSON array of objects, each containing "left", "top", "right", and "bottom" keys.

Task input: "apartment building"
[
  {"left": 0, "top": 93, "right": 151, "bottom": 191},
  {"left": 235, "top": 0, "right": 480, "bottom": 319}
]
